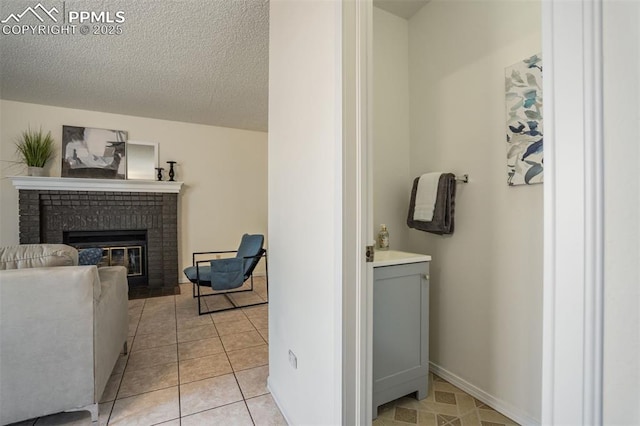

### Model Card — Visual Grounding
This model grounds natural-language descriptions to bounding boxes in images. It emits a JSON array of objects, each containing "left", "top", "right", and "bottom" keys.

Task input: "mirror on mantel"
[{"left": 127, "top": 141, "right": 158, "bottom": 180}]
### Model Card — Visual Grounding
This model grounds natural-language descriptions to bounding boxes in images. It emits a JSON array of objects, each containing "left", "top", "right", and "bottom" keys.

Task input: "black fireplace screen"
[{"left": 64, "top": 230, "right": 147, "bottom": 286}]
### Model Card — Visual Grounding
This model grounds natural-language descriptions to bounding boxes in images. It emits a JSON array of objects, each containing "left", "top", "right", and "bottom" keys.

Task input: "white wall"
[
  {"left": 406, "top": 0, "right": 542, "bottom": 423},
  {"left": 373, "top": 7, "right": 411, "bottom": 251},
  {"left": 267, "top": 0, "right": 342, "bottom": 424},
  {"left": 603, "top": 1, "right": 640, "bottom": 424},
  {"left": 0, "top": 100, "right": 268, "bottom": 277}
]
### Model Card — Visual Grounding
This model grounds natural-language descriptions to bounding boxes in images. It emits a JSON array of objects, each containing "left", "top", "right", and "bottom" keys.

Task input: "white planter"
[{"left": 27, "top": 167, "right": 44, "bottom": 177}]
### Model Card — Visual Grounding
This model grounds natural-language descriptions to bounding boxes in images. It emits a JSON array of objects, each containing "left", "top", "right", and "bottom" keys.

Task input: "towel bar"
[{"left": 455, "top": 174, "right": 469, "bottom": 183}]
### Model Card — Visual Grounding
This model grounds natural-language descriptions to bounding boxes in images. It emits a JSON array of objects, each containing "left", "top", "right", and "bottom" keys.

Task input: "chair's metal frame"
[{"left": 190, "top": 249, "right": 268, "bottom": 315}]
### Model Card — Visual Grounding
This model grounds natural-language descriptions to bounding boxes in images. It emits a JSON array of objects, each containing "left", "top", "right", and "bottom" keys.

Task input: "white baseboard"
[
  {"left": 267, "top": 376, "right": 293, "bottom": 425},
  {"left": 267, "top": 363, "right": 536, "bottom": 426},
  {"left": 429, "top": 362, "right": 539, "bottom": 426}
]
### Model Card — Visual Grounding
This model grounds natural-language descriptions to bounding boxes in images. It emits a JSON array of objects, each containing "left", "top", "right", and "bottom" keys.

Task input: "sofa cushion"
[{"left": 0, "top": 244, "right": 79, "bottom": 270}]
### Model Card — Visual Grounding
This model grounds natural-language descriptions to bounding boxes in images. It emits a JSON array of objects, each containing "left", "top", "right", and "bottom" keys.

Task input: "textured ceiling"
[
  {"left": 374, "top": 0, "right": 430, "bottom": 19},
  {"left": 0, "top": 0, "right": 269, "bottom": 132},
  {"left": 0, "top": 0, "right": 427, "bottom": 132}
]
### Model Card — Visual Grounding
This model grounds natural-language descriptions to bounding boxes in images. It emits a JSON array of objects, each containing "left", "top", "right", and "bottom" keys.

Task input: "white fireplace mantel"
[{"left": 9, "top": 176, "right": 183, "bottom": 193}]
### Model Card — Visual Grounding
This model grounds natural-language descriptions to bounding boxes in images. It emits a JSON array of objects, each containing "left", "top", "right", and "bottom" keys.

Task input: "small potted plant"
[{"left": 15, "top": 127, "right": 55, "bottom": 176}]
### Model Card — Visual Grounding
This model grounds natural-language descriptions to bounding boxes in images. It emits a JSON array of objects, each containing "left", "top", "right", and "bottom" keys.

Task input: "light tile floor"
[
  {"left": 11, "top": 277, "right": 518, "bottom": 426},
  {"left": 12, "top": 278, "right": 285, "bottom": 426},
  {"left": 373, "top": 374, "right": 519, "bottom": 426}
]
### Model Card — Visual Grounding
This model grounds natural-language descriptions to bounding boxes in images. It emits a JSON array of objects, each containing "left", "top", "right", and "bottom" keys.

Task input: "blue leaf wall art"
[{"left": 505, "top": 54, "right": 543, "bottom": 186}]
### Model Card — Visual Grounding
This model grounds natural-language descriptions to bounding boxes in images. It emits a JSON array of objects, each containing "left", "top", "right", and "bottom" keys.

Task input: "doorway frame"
[
  {"left": 344, "top": 0, "right": 606, "bottom": 423},
  {"left": 541, "top": 0, "right": 604, "bottom": 424},
  {"left": 342, "top": 0, "right": 373, "bottom": 424}
]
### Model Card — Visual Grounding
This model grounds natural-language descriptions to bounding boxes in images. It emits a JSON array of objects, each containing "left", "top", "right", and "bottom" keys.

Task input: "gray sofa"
[{"left": 0, "top": 244, "right": 129, "bottom": 425}]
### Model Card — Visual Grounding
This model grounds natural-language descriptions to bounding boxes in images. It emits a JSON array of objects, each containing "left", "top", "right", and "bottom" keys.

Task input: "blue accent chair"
[{"left": 183, "top": 234, "right": 268, "bottom": 315}]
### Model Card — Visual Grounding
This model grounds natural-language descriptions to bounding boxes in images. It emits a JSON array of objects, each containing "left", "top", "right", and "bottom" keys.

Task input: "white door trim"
[
  {"left": 341, "top": 0, "right": 373, "bottom": 423},
  {"left": 542, "top": 0, "right": 604, "bottom": 423}
]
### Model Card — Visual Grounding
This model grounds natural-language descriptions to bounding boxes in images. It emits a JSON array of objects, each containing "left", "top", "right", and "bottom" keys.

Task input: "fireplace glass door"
[{"left": 89, "top": 246, "right": 144, "bottom": 276}]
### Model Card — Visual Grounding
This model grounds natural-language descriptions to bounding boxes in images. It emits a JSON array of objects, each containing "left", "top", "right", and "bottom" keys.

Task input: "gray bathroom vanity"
[{"left": 372, "top": 250, "right": 431, "bottom": 418}]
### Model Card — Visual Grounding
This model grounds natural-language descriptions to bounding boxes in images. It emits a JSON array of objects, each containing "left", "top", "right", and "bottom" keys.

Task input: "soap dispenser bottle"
[{"left": 377, "top": 224, "right": 389, "bottom": 251}]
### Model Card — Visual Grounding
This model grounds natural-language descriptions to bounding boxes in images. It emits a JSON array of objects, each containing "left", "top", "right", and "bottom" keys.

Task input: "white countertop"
[{"left": 373, "top": 250, "right": 431, "bottom": 267}]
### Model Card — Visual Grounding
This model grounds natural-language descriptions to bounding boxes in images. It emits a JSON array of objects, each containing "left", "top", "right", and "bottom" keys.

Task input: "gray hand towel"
[{"left": 407, "top": 173, "right": 457, "bottom": 235}]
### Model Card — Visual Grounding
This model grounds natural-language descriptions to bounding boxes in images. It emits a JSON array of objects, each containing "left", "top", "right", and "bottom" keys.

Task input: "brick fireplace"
[{"left": 11, "top": 177, "right": 182, "bottom": 295}]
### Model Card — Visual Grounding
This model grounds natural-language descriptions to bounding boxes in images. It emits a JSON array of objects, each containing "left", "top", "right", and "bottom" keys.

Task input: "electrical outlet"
[{"left": 288, "top": 350, "right": 297, "bottom": 369}]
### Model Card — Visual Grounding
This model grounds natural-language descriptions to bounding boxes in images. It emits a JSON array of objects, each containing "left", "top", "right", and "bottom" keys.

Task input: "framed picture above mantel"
[{"left": 61, "top": 125, "right": 128, "bottom": 179}]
